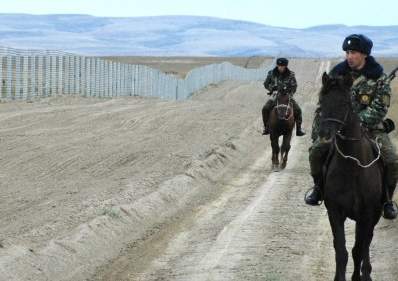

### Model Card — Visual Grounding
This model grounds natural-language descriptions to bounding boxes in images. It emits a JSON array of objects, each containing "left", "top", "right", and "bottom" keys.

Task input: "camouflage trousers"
[{"left": 309, "top": 111, "right": 398, "bottom": 197}]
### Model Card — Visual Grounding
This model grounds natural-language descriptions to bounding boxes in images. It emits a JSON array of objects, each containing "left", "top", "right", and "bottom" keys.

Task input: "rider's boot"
[
  {"left": 292, "top": 101, "right": 306, "bottom": 136},
  {"left": 305, "top": 174, "right": 323, "bottom": 205},
  {"left": 262, "top": 105, "right": 270, "bottom": 135},
  {"left": 383, "top": 183, "right": 398, "bottom": 220},
  {"left": 383, "top": 201, "right": 398, "bottom": 219},
  {"left": 296, "top": 122, "right": 306, "bottom": 136}
]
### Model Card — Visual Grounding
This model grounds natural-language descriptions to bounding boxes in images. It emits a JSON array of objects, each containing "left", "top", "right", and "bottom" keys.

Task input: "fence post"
[
  {"left": 92, "top": 57, "right": 96, "bottom": 97},
  {"left": 51, "top": 55, "right": 57, "bottom": 97},
  {"left": 15, "top": 56, "right": 22, "bottom": 99},
  {"left": 29, "top": 55, "right": 37, "bottom": 99},
  {"left": 79, "top": 56, "right": 85, "bottom": 97},
  {"left": 44, "top": 55, "right": 51, "bottom": 97},
  {"left": 22, "top": 55, "right": 29, "bottom": 100},
  {"left": 0, "top": 55, "right": 3, "bottom": 100},
  {"left": 6, "top": 56, "right": 12, "bottom": 99},
  {"left": 57, "top": 55, "right": 63, "bottom": 96},
  {"left": 75, "top": 56, "right": 80, "bottom": 96}
]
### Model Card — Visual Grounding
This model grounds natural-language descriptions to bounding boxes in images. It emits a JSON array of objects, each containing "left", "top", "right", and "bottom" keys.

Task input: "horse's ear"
[
  {"left": 343, "top": 73, "right": 353, "bottom": 88},
  {"left": 322, "top": 72, "right": 329, "bottom": 86}
]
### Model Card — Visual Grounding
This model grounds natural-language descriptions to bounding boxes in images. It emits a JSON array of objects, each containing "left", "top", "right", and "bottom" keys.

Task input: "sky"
[{"left": 2, "top": 0, "right": 397, "bottom": 28}]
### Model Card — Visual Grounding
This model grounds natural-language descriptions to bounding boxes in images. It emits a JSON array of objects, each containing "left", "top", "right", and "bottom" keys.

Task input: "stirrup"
[{"left": 304, "top": 188, "right": 323, "bottom": 206}]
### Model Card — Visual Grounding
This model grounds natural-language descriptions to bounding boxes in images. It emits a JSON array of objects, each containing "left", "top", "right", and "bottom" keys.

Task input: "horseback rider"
[
  {"left": 262, "top": 58, "right": 306, "bottom": 136},
  {"left": 305, "top": 34, "right": 398, "bottom": 220}
]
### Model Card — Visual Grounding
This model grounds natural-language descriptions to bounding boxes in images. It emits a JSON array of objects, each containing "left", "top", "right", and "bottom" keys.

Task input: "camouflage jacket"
[
  {"left": 330, "top": 56, "right": 391, "bottom": 129},
  {"left": 311, "top": 57, "right": 391, "bottom": 141},
  {"left": 350, "top": 73, "right": 391, "bottom": 128},
  {"left": 263, "top": 67, "right": 297, "bottom": 96}
]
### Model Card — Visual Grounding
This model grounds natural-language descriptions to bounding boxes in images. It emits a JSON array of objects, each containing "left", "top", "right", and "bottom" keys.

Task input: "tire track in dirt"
[
  {"left": 94, "top": 59, "right": 398, "bottom": 281},
  {"left": 90, "top": 60, "right": 330, "bottom": 281},
  {"left": 2, "top": 58, "right": 397, "bottom": 281}
]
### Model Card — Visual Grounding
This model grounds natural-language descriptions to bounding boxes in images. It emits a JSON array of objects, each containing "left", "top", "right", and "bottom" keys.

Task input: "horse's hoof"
[{"left": 272, "top": 164, "right": 280, "bottom": 172}]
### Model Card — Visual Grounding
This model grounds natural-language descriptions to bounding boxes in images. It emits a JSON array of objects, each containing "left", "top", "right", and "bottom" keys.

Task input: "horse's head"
[
  {"left": 275, "top": 84, "right": 293, "bottom": 120},
  {"left": 318, "top": 72, "right": 353, "bottom": 142}
]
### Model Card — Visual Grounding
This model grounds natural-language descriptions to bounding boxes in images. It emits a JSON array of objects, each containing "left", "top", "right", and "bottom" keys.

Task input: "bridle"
[
  {"left": 321, "top": 108, "right": 381, "bottom": 168},
  {"left": 275, "top": 92, "right": 292, "bottom": 121},
  {"left": 321, "top": 110, "right": 357, "bottom": 140}
]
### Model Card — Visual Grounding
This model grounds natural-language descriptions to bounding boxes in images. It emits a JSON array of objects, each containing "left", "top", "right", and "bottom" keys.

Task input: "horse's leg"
[
  {"left": 270, "top": 134, "right": 280, "bottom": 170},
  {"left": 351, "top": 224, "right": 363, "bottom": 281},
  {"left": 280, "top": 133, "right": 292, "bottom": 169},
  {"left": 328, "top": 210, "right": 348, "bottom": 281},
  {"left": 357, "top": 220, "right": 376, "bottom": 281}
]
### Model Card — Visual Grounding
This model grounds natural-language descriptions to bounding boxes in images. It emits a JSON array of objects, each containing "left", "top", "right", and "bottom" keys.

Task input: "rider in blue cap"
[
  {"left": 262, "top": 57, "right": 306, "bottom": 136},
  {"left": 305, "top": 34, "right": 398, "bottom": 220}
]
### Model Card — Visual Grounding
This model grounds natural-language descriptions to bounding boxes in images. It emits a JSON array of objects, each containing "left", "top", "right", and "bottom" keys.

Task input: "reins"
[
  {"left": 275, "top": 94, "right": 292, "bottom": 121},
  {"left": 322, "top": 110, "right": 381, "bottom": 168},
  {"left": 334, "top": 135, "right": 381, "bottom": 168}
]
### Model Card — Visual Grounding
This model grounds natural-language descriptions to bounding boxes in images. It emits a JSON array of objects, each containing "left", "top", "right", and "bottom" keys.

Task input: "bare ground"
[
  {"left": 0, "top": 59, "right": 397, "bottom": 281},
  {"left": 100, "top": 56, "right": 274, "bottom": 78}
]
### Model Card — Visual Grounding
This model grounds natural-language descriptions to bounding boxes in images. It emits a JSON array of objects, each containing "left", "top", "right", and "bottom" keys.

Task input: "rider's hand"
[{"left": 383, "top": 118, "right": 395, "bottom": 133}]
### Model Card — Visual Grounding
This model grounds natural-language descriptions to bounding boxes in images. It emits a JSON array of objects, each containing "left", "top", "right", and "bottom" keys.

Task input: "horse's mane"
[{"left": 319, "top": 73, "right": 353, "bottom": 113}]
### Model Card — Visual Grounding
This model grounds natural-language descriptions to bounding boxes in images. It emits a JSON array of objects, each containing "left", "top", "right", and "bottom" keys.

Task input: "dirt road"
[
  {"left": 91, "top": 60, "right": 398, "bottom": 281},
  {"left": 1, "top": 59, "right": 397, "bottom": 281}
]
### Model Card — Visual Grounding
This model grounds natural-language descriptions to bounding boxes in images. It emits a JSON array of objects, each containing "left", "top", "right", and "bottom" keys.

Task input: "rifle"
[
  {"left": 387, "top": 66, "right": 398, "bottom": 83},
  {"left": 381, "top": 66, "right": 398, "bottom": 133},
  {"left": 375, "top": 66, "right": 398, "bottom": 89}
]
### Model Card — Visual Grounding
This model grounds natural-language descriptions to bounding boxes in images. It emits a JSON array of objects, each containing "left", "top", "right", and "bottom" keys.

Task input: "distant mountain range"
[{"left": 0, "top": 14, "right": 397, "bottom": 57}]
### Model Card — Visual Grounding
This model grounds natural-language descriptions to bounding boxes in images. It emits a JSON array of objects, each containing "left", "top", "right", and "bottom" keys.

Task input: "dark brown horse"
[
  {"left": 269, "top": 85, "right": 295, "bottom": 170},
  {"left": 319, "top": 72, "right": 383, "bottom": 281}
]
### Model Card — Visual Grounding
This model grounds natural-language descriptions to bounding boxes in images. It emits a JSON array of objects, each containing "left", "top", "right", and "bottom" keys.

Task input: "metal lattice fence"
[{"left": 0, "top": 46, "right": 273, "bottom": 101}]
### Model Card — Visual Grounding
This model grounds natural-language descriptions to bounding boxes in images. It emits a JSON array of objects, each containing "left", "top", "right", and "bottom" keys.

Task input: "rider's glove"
[{"left": 383, "top": 118, "right": 395, "bottom": 133}]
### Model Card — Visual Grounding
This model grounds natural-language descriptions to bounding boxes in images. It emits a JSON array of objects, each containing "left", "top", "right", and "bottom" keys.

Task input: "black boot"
[
  {"left": 262, "top": 102, "right": 273, "bottom": 136},
  {"left": 295, "top": 114, "right": 306, "bottom": 136},
  {"left": 382, "top": 172, "right": 397, "bottom": 219},
  {"left": 296, "top": 124, "right": 306, "bottom": 136},
  {"left": 262, "top": 109, "right": 270, "bottom": 135},
  {"left": 293, "top": 101, "right": 305, "bottom": 136},
  {"left": 305, "top": 176, "right": 323, "bottom": 206},
  {"left": 383, "top": 201, "right": 398, "bottom": 220}
]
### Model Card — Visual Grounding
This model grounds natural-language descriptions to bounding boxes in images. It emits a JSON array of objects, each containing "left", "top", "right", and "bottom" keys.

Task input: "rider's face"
[
  {"left": 277, "top": 65, "right": 287, "bottom": 73},
  {"left": 346, "top": 50, "right": 367, "bottom": 70}
]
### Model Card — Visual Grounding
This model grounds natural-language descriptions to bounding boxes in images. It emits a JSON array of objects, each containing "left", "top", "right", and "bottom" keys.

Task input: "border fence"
[{"left": 0, "top": 46, "right": 273, "bottom": 101}]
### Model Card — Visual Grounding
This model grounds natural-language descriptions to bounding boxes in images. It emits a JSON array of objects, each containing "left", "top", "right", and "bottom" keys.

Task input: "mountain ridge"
[{"left": 0, "top": 14, "right": 397, "bottom": 57}]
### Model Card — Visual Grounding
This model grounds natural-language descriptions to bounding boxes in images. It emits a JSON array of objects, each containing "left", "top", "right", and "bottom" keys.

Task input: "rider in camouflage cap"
[
  {"left": 262, "top": 57, "right": 306, "bottom": 136},
  {"left": 305, "top": 34, "right": 398, "bottom": 219}
]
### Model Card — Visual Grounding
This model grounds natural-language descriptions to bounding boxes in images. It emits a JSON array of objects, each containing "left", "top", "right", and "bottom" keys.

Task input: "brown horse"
[
  {"left": 319, "top": 72, "right": 383, "bottom": 281},
  {"left": 269, "top": 86, "right": 295, "bottom": 170}
]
